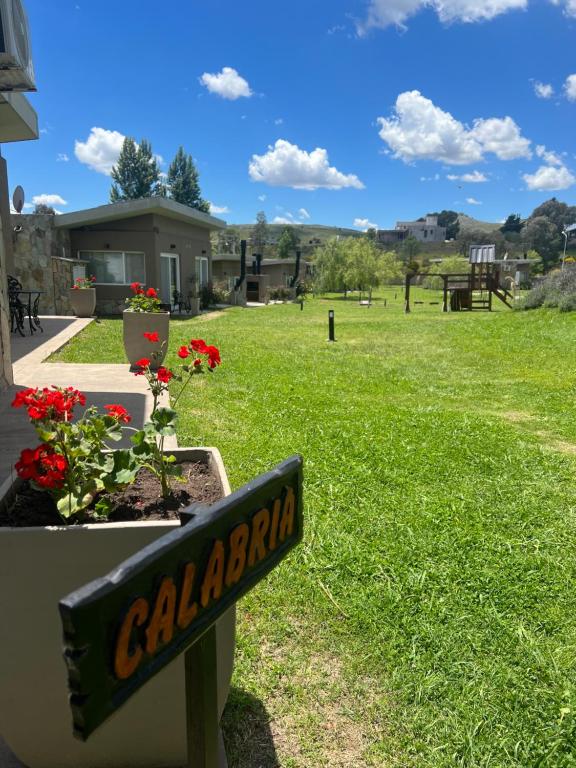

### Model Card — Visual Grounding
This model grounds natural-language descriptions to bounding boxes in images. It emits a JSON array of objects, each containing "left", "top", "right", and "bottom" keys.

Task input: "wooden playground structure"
[{"left": 405, "top": 245, "right": 515, "bottom": 313}]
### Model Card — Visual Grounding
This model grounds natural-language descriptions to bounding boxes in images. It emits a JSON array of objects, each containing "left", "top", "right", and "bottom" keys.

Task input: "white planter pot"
[
  {"left": 122, "top": 310, "right": 170, "bottom": 370},
  {"left": 69, "top": 288, "right": 96, "bottom": 318},
  {"left": 0, "top": 447, "right": 234, "bottom": 768}
]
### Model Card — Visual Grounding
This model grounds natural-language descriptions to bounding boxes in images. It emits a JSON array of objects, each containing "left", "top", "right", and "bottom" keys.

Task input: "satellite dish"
[{"left": 12, "top": 185, "right": 24, "bottom": 213}]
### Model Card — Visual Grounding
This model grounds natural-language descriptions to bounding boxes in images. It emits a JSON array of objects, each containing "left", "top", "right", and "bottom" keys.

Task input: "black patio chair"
[{"left": 172, "top": 290, "right": 191, "bottom": 313}]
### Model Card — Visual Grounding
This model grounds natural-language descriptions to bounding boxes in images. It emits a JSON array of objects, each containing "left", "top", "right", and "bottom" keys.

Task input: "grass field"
[{"left": 52, "top": 292, "right": 576, "bottom": 767}]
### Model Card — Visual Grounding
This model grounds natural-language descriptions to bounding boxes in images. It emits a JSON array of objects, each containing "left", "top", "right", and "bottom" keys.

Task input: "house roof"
[
  {"left": 469, "top": 244, "right": 496, "bottom": 264},
  {"left": 54, "top": 197, "right": 226, "bottom": 231}
]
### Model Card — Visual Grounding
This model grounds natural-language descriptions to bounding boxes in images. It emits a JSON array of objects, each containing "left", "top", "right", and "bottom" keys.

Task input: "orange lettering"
[
  {"left": 145, "top": 577, "right": 177, "bottom": 655},
  {"left": 114, "top": 597, "right": 149, "bottom": 680},
  {"left": 268, "top": 498, "right": 281, "bottom": 551},
  {"left": 201, "top": 540, "right": 225, "bottom": 607},
  {"left": 248, "top": 507, "right": 270, "bottom": 567},
  {"left": 226, "top": 523, "right": 249, "bottom": 587},
  {"left": 279, "top": 487, "right": 296, "bottom": 542},
  {"left": 177, "top": 563, "right": 198, "bottom": 630}
]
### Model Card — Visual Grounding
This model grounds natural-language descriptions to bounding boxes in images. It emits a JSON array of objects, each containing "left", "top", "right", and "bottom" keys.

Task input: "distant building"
[
  {"left": 375, "top": 229, "right": 408, "bottom": 246},
  {"left": 395, "top": 215, "right": 447, "bottom": 243}
]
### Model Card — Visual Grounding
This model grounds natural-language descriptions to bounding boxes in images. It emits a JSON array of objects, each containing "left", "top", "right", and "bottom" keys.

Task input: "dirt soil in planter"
[{"left": 0, "top": 462, "right": 223, "bottom": 528}]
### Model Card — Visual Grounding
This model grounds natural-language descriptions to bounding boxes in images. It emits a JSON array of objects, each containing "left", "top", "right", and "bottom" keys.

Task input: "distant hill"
[
  {"left": 226, "top": 223, "right": 364, "bottom": 247},
  {"left": 456, "top": 213, "right": 502, "bottom": 235}
]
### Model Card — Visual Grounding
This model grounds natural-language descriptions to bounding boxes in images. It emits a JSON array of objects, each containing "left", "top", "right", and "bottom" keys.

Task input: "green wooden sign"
[{"left": 59, "top": 455, "right": 303, "bottom": 742}]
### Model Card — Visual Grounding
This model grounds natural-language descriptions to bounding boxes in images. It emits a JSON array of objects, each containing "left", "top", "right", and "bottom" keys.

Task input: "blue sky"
[{"left": 3, "top": 0, "right": 576, "bottom": 229}]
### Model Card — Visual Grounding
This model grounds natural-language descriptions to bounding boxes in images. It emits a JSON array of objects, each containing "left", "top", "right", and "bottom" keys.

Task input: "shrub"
[
  {"left": 269, "top": 286, "right": 293, "bottom": 301},
  {"left": 520, "top": 267, "right": 576, "bottom": 311}
]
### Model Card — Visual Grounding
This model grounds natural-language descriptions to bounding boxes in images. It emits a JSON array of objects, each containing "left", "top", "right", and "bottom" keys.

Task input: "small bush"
[
  {"left": 521, "top": 267, "right": 576, "bottom": 311},
  {"left": 269, "top": 286, "right": 293, "bottom": 301}
]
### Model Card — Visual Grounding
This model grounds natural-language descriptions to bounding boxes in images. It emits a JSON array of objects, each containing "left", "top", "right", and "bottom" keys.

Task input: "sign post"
[
  {"left": 328, "top": 309, "right": 335, "bottom": 342},
  {"left": 59, "top": 455, "right": 304, "bottom": 766}
]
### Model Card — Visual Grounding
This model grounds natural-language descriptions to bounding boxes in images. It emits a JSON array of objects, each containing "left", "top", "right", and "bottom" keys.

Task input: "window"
[
  {"left": 79, "top": 251, "right": 145, "bottom": 285},
  {"left": 195, "top": 256, "right": 209, "bottom": 287}
]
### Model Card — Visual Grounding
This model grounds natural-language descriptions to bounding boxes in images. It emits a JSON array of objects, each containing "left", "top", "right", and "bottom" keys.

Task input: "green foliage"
[
  {"left": 521, "top": 267, "right": 576, "bottom": 311},
  {"left": 399, "top": 234, "right": 421, "bottom": 260},
  {"left": 251, "top": 211, "right": 268, "bottom": 254},
  {"left": 522, "top": 216, "right": 562, "bottom": 271},
  {"left": 423, "top": 255, "right": 470, "bottom": 289},
  {"left": 110, "top": 137, "right": 162, "bottom": 201},
  {"left": 166, "top": 146, "right": 209, "bottom": 212},
  {"left": 311, "top": 238, "right": 348, "bottom": 293},
  {"left": 501, "top": 213, "right": 523, "bottom": 234},
  {"left": 313, "top": 238, "right": 402, "bottom": 294},
  {"left": 277, "top": 226, "right": 300, "bottom": 259},
  {"left": 268, "top": 286, "right": 294, "bottom": 301},
  {"left": 33, "top": 203, "right": 56, "bottom": 215},
  {"left": 430, "top": 210, "right": 460, "bottom": 239}
]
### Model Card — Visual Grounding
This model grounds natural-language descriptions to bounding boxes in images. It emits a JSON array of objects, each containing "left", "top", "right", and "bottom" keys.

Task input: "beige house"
[
  {"left": 8, "top": 199, "right": 226, "bottom": 317},
  {"left": 55, "top": 199, "right": 226, "bottom": 314},
  {"left": 212, "top": 254, "right": 310, "bottom": 302}
]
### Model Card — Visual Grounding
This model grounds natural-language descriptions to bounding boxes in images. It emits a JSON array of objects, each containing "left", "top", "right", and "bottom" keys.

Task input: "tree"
[
  {"left": 531, "top": 198, "right": 576, "bottom": 231},
  {"left": 251, "top": 211, "right": 268, "bottom": 255},
  {"left": 33, "top": 203, "right": 56, "bottom": 215},
  {"left": 312, "top": 238, "right": 347, "bottom": 293},
  {"left": 110, "top": 137, "right": 162, "bottom": 202},
  {"left": 277, "top": 226, "right": 300, "bottom": 259},
  {"left": 521, "top": 216, "right": 562, "bottom": 271},
  {"left": 500, "top": 214, "right": 523, "bottom": 234},
  {"left": 399, "top": 235, "right": 421, "bottom": 261},
  {"left": 457, "top": 228, "right": 506, "bottom": 258},
  {"left": 166, "top": 147, "right": 209, "bottom": 212},
  {"left": 423, "top": 255, "right": 469, "bottom": 290},
  {"left": 431, "top": 210, "right": 460, "bottom": 240}
]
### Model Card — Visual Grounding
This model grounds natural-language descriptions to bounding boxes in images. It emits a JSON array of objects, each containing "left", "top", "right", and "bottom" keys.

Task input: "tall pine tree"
[
  {"left": 110, "top": 137, "right": 161, "bottom": 202},
  {"left": 166, "top": 147, "right": 209, "bottom": 212}
]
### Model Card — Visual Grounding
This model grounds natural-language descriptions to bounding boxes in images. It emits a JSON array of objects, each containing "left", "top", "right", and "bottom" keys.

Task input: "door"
[{"left": 160, "top": 253, "right": 180, "bottom": 306}]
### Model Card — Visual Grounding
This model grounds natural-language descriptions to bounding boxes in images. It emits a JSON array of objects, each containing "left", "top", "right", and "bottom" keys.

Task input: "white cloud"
[
  {"left": 564, "top": 74, "right": 576, "bottom": 101},
  {"left": 447, "top": 170, "right": 488, "bottom": 182},
  {"left": 550, "top": 0, "right": 576, "bottom": 17},
  {"left": 273, "top": 216, "right": 293, "bottom": 225},
  {"left": 258, "top": 194, "right": 267, "bottom": 202},
  {"left": 249, "top": 139, "right": 365, "bottom": 190},
  {"left": 465, "top": 197, "right": 482, "bottom": 205},
  {"left": 298, "top": 208, "right": 311, "bottom": 219},
  {"left": 200, "top": 67, "right": 252, "bottom": 100},
  {"left": 535, "top": 145, "right": 563, "bottom": 166},
  {"left": 534, "top": 81, "right": 554, "bottom": 99},
  {"left": 56, "top": 153, "right": 69, "bottom": 162},
  {"left": 377, "top": 91, "right": 531, "bottom": 165},
  {"left": 32, "top": 194, "right": 67, "bottom": 206},
  {"left": 74, "top": 127, "right": 126, "bottom": 175},
  {"left": 420, "top": 173, "right": 441, "bottom": 181},
  {"left": 357, "top": 0, "right": 527, "bottom": 33},
  {"left": 274, "top": 118, "right": 284, "bottom": 125},
  {"left": 209, "top": 203, "right": 229, "bottom": 215},
  {"left": 354, "top": 217, "right": 379, "bottom": 230},
  {"left": 469, "top": 116, "right": 531, "bottom": 160},
  {"left": 523, "top": 164, "right": 576, "bottom": 191}
]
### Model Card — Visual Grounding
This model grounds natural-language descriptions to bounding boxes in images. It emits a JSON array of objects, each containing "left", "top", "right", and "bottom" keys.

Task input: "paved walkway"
[{"left": 1, "top": 316, "right": 178, "bottom": 768}]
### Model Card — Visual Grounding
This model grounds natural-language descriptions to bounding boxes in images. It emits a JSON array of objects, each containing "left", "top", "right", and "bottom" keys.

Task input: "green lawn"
[{"left": 52, "top": 294, "right": 576, "bottom": 767}]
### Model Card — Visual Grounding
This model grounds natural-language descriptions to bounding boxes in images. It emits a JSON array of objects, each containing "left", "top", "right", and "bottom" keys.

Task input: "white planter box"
[{"left": 0, "top": 448, "right": 234, "bottom": 768}]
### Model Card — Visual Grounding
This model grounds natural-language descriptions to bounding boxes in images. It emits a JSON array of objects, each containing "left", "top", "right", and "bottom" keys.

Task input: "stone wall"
[{"left": 10, "top": 214, "right": 81, "bottom": 315}]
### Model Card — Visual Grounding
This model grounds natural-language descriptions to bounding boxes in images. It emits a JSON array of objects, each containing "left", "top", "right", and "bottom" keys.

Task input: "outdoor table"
[{"left": 9, "top": 290, "right": 43, "bottom": 337}]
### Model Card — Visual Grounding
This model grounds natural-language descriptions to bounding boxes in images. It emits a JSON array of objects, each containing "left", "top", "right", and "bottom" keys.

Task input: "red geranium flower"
[
  {"left": 190, "top": 338, "right": 208, "bottom": 354},
  {"left": 143, "top": 331, "right": 160, "bottom": 342},
  {"left": 133, "top": 358, "right": 151, "bottom": 375},
  {"left": 11, "top": 386, "right": 85, "bottom": 421},
  {"left": 156, "top": 367, "right": 173, "bottom": 383},
  {"left": 146, "top": 287, "right": 158, "bottom": 298},
  {"left": 204, "top": 345, "right": 221, "bottom": 369},
  {"left": 177, "top": 345, "right": 190, "bottom": 359},
  {"left": 131, "top": 282, "right": 143, "bottom": 294},
  {"left": 104, "top": 404, "right": 131, "bottom": 423},
  {"left": 15, "top": 444, "right": 68, "bottom": 490}
]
